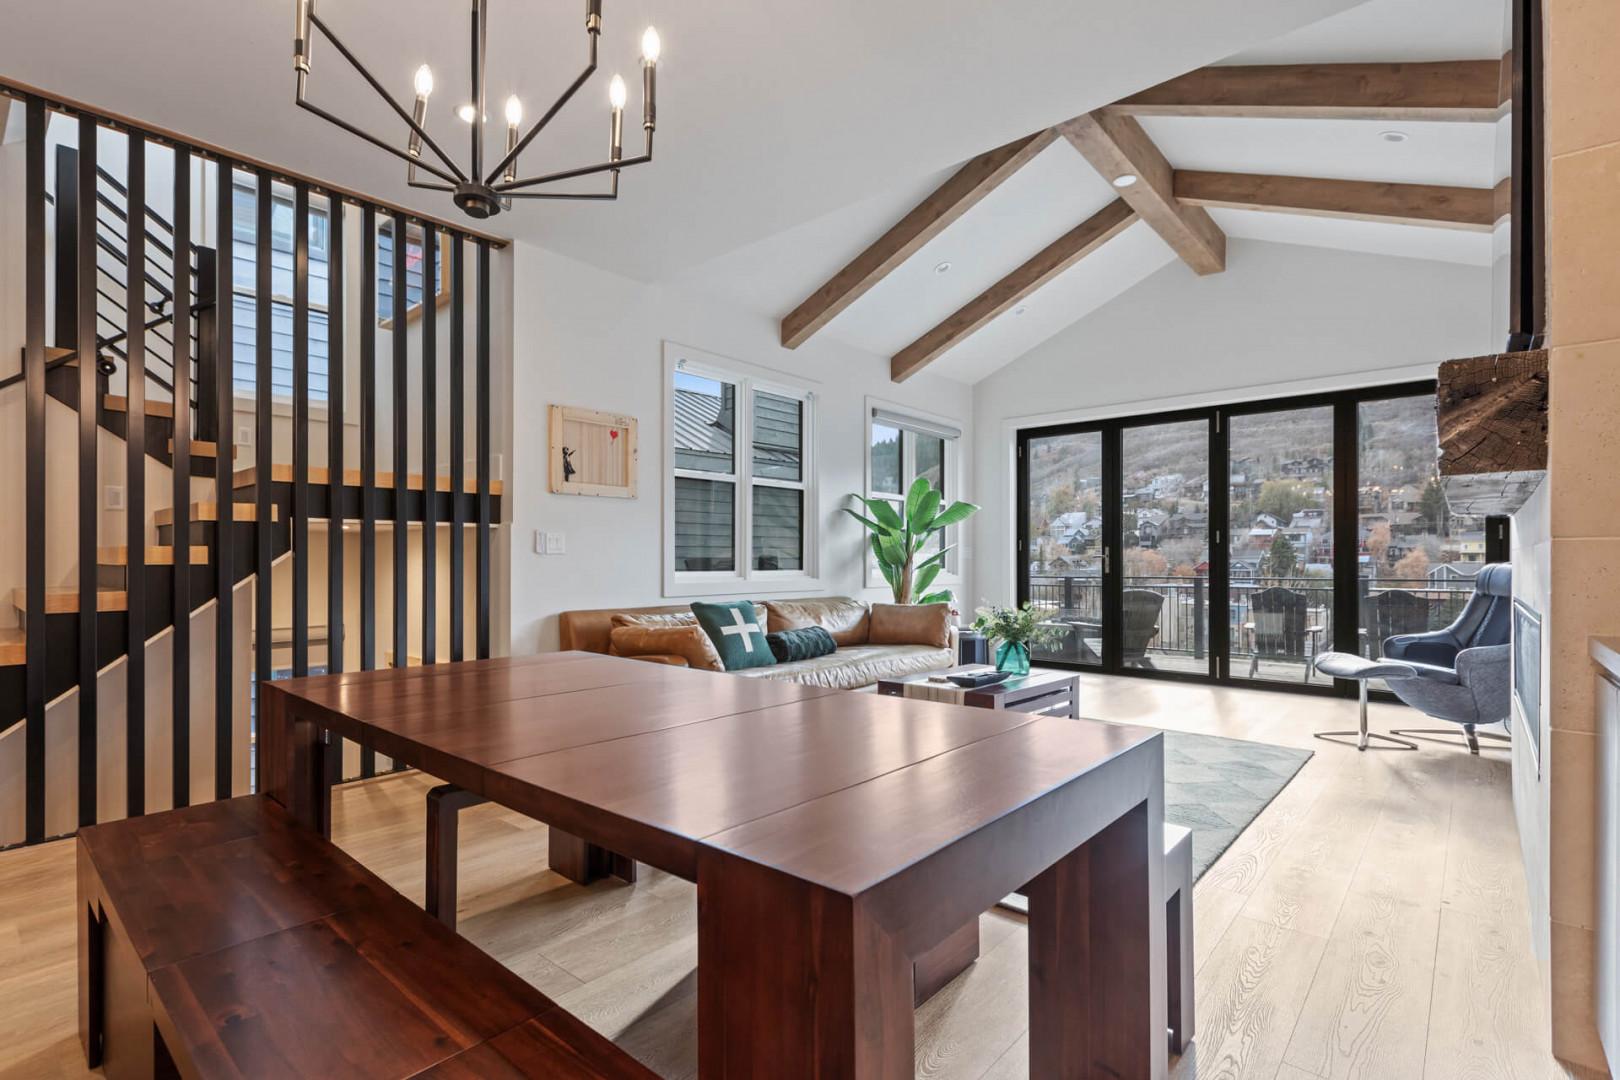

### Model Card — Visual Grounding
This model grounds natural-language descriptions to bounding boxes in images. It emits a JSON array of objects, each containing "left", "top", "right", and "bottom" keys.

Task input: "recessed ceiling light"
[
  {"left": 1013, "top": 306, "right": 1027, "bottom": 317},
  {"left": 1379, "top": 130, "right": 1408, "bottom": 143},
  {"left": 933, "top": 261, "right": 952, "bottom": 275},
  {"left": 1113, "top": 173, "right": 1139, "bottom": 188}
]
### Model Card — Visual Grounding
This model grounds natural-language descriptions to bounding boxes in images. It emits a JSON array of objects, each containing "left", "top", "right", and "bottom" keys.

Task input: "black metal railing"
[{"left": 1028, "top": 573, "right": 1478, "bottom": 667}]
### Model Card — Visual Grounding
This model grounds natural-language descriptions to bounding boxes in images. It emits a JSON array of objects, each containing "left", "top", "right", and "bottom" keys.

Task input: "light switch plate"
[
  {"left": 105, "top": 485, "right": 125, "bottom": 510},
  {"left": 544, "top": 531, "right": 566, "bottom": 555}
]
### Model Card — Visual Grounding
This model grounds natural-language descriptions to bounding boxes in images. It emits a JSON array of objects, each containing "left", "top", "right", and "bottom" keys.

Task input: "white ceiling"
[{"left": 0, "top": 0, "right": 1369, "bottom": 283}]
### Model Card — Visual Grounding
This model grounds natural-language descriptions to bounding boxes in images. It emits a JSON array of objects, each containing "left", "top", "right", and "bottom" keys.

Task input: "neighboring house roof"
[{"left": 673, "top": 388, "right": 799, "bottom": 472}]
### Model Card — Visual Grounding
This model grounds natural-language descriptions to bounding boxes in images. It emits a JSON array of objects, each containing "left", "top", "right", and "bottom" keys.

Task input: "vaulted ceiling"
[{"left": 685, "top": 0, "right": 1512, "bottom": 384}]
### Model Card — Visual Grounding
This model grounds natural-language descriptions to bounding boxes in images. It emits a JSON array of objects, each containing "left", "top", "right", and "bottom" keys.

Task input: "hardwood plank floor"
[{"left": 0, "top": 671, "right": 1578, "bottom": 1079}]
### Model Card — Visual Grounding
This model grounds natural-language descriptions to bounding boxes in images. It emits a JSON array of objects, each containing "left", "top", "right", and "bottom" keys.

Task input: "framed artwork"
[{"left": 549, "top": 405, "right": 638, "bottom": 498}]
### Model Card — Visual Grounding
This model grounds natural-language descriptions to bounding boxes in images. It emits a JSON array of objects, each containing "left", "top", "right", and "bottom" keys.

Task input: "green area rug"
[
  {"left": 1000, "top": 728, "right": 1310, "bottom": 914},
  {"left": 1161, "top": 729, "right": 1312, "bottom": 881}
]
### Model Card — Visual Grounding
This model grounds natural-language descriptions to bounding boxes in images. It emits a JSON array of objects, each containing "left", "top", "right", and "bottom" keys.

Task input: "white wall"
[
  {"left": 970, "top": 239, "right": 1497, "bottom": 607},
  {"left": 506, "top": 240, "right": 974, "bottom": 655}
]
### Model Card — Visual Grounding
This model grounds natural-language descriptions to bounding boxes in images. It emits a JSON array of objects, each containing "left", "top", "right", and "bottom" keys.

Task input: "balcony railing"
[{"left": 1027, "top": 573, "right": 1477, "bottom": 673}]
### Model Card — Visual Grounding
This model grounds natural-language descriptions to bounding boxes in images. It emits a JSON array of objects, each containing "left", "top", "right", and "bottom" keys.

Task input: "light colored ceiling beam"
[
  {"left": 1173, "top": 170, "right": 1506, "bottom": 231},
  {"left": 1110, "top": 57, "right": 1510, "bottom": 122},
  {"left": 779, "top": 127, "right": 1060, "bottom": 350},
  {"left": 1059, "top": 111, "right": 1225, "bottom": 275},
  {"left": 890, "top": 199, "right": 1137, "bottom": 383}
]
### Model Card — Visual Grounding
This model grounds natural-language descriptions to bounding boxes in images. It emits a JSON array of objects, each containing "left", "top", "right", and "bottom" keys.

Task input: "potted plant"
[
  {"left": 845, "top": 477, "right": 979, "bottom": 605},
  {"left": 971, "top": 602, "right": 1062, "bottom": 676}
]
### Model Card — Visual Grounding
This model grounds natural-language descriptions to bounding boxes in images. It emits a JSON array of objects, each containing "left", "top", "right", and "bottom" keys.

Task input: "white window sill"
[{"left": 663, "top": 573, "right": 825, "bottom": 600}]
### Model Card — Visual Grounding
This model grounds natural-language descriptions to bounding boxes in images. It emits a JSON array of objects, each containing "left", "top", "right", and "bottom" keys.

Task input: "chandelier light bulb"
[
  {"left": 505, "top": 95, "right": 524, "bottom": 126},
  {"left": 414, "top": 64, "right": 434, "bottom": 98},
  {"left": 641, "top": 26, "right": 661, "bottom": 64},
  {"left": 609, "top": 74, "right": 627, "bottom": 109},
  {"left": 457, "top": 104, "right": 478, "bottom": 123}
]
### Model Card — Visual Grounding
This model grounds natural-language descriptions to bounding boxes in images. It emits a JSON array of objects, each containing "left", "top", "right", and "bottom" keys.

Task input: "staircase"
[{"left": 3, "top": 97, "right": 501, "bottom": 847}]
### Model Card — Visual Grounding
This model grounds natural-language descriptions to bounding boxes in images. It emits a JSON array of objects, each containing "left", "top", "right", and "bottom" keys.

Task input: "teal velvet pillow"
[
  {"left": 690, "top": 601, "right": 776, "bottom": 671},
  {"left": 766, "top": 626, "right": 837, "bottom": 664}
]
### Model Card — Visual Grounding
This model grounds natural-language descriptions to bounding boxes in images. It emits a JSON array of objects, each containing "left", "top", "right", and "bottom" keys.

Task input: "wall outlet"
[{"left": 105, "top": 485, "right": 125, "bottom": 510}]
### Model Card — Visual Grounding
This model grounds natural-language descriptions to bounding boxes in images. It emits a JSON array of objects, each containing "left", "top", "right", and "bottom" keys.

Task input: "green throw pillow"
[
  {"left": 766, "top": 626, "right": 837, "bottom": 663},
  {"left": 691, "top": 601, "right": 776, "bottom": 671}
]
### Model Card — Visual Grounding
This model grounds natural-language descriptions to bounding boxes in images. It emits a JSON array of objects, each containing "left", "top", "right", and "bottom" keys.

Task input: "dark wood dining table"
[{"left": 261, "top": 651, "right": 1167, "bottom": 1079}]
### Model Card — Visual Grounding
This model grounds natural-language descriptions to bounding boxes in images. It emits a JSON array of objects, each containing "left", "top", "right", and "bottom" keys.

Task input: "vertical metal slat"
[
  {"left": 292, "top": 185, "right": 310, "bottom": 677},
  {"left": 449, "top": 235, "right": 465, "bottom": 662},
  {"left": 214, "top": 163, "right": 235, "bottom": 800},
  {"left": 171, "top": 148, "right": 193, "bottom": 809},
  {"left": 23, "top": 98, "right": 47, "bottom": 843},
  {"left": 476, "top": 241, "right": 491, "bottom": 660},
  {"left": 75, "top": 115, "right": 99, "bottom": 827},
  {"left": 327, "top": 198, "right": 346, "bottom": 681},
  {"left": 392, "top": 214, "right": 408, "bottom": 670},
  {"left": 254, "top": 171, "right": 273, "bottom": 712},
  {"left": 125, "top": 131, "right": 147, "bottom": 820},
  {"left": 359, "top": 206, "right": 377, "bottom": 778},
  {"left": 421, "top": 227, "right": 437, "bottom": 666}
]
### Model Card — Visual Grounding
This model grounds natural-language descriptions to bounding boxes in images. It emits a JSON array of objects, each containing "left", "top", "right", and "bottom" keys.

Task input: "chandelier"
[{"left": 292, "top": 0, "right": 659, "bottom": 219}]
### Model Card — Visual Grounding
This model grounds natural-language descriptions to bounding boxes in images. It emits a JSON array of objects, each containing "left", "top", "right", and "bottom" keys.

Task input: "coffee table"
[{"left": 877, "top": 664, "right": 1079, "bottom": 717}]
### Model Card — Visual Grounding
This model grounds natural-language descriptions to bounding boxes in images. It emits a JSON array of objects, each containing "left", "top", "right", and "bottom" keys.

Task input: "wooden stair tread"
[
  {"left": 104, "top": 394, "right": 175, "bottom": 419},
  {"left": 0, "top": 628, "right": 23, "bottom": 666},
  {"left": 169, "top": 439, "right": 239, "bottom": 460},
  {"left": 12, "top": 587, "right": 128, "bottom": 614},
  {"left": 155, "top": 501, "right": 279, "bottom": 526},
  {"left": 97, "top": 545, "right": 210, "bottom": 566},
  {"left": 234, "top": 464, "right": 504, "bottom": 495}
]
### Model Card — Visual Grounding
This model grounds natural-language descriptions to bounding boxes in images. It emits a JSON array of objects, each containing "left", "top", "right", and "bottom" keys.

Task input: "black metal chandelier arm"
[
  {"left": 495, "top": 152, "right": 648, "bottom": 193},
  {"left": 309, "top": 10, "right": 468, "bottom": 184},
  {"left": 408, "top": 178, "right": 457, "bottom": 193},
  {"left": 484, "top": 33, "right": 599, "bottom": 186},
  {"left": 505, "top": 171, "right": 620, "bottom": 200},
  {"left": 295, "top": 96, "right": 462, "bottom": 187}
]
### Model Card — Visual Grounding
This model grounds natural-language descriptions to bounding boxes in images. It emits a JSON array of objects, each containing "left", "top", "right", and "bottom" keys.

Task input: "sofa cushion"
[
  {"left": 734, "top": 644, "right": 955, "bottom": 690},
  {"left": 611, "top": 611, "right": 699, "bottom": 631},
  {"left": 608, "top": 624, "right": 722, "bottom": 671},
  {"left": 868, "top": 602, "right": 952, "bottom": 649},
  {"left": 691, "top": 601, "right": 776, "bottom": 671},
  {"left": 766, "top": 626, "right": 838, "bottom": 663},
  {"left": 766, "top": 597, "right": 871, "bottom": 646}
]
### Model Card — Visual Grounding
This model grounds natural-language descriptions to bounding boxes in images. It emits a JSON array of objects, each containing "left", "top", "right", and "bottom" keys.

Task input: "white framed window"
[
  {"left": 663, "top": 343, "right": 820, "bottom": 596},
  {"left": 864, "top": 400, "right": 964, "bottom": 591},
  {"left": 229, "top": 179, "right": 332, "bottom": 402}
]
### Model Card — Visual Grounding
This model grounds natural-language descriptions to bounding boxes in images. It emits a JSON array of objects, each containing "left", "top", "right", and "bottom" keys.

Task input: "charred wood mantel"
[{"left": 1437, "top": 349, "right": 1548, "bottom": 515}]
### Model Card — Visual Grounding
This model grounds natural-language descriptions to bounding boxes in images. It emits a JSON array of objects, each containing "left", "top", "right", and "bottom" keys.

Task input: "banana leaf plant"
[{"left": 844, "top": 477, "right": 980, "bottom": 605}]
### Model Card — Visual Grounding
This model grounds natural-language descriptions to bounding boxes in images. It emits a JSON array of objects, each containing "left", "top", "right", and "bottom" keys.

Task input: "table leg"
[
  {"left": 549, "top": 828, "right": 638, "bottom": 887},
  {"left": 426, "top": 784, "right": 489, "bottom": 929},
  {"left": 1027, "top": 800, "right": 1162, "bottom": 1080},
  {"left": 698, "top": 850, "right": 913, "bottom": 1078},
  {"left": 913, "top": 918, "right": 979, "bottom": 1006}
]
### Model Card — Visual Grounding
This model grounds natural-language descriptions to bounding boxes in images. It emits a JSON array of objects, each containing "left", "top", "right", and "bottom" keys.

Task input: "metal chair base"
[
  {"left": 1389, "top": 727, "right": 1510, "bottom": 756},
  {"left": 1314, "top": 679, "right": 1417, "bottom": 752}
]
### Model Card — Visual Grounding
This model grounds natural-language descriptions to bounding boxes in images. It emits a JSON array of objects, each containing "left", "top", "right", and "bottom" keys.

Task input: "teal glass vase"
[{"left": 995, "top": 639, "right": 1031, "bottom": 676}]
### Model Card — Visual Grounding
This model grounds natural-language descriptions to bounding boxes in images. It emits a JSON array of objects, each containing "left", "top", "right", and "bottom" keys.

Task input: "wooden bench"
[{"left": 77, "top": 795, "right": 655, "bottom": 1079}]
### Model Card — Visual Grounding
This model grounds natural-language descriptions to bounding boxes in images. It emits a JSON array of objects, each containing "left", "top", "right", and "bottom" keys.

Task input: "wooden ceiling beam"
[
  {"left": 1173, "top": 170, "right": 1506, "bottom": 231},
  {"left": 1059, "top": 111, "right": 1226, "bottom": 275},
  {"left": 890, "top": 199, "right": 1137, "bottom": 383},
  {"left": 1110, "top": 57, "right": 1510, "bottom": 122},
  {"left": 779, "top": 127, "right": 1060, "bottom": 349}
]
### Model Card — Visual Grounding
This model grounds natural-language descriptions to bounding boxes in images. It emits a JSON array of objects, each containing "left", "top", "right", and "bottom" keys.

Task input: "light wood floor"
[{"left": 0, "top": 673, "right": 1577, "bottom": 1079}]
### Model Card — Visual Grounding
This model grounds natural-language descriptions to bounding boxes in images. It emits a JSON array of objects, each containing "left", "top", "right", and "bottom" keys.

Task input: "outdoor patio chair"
[
  {"left": 1361, "top": 588, "right": 1432, "bottom": 658},
  {"left": 1245, "top": 586, "right": 1324, "bottom": 682},
  {"left": 1121, "top": 589, "right": 1165, "bottom": 669}
]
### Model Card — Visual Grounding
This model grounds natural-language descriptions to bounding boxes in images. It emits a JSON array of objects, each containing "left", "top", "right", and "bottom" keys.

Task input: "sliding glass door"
[
  {"left": 1121, "top": 418, "right": 1212, "bottom": 675},
  {"left": 1016, "top": 380, "right": 1453, "bottom": 698},
  {"left": 1023, "top": 428, "right": 1106, "bottom": 667},
  {"left": 1226, "top": 405, "right": 1335, "bottom": 686}
]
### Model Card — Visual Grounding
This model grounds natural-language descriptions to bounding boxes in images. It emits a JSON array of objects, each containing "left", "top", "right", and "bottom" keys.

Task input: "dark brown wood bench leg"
[
  {"left": 912, "top": 918, "right": 980, "bottom": 1006},
  {"left": 426, "top": 784, "right": 489, "bottom": 929},
  {"left": 549, "top": 827, "right": 639, "bottom": 887}
]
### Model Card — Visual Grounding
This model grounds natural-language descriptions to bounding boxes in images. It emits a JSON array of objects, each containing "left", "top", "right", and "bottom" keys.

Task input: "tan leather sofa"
[{"left": 558, "top": 597, "right": 956, "bottom": 691}]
